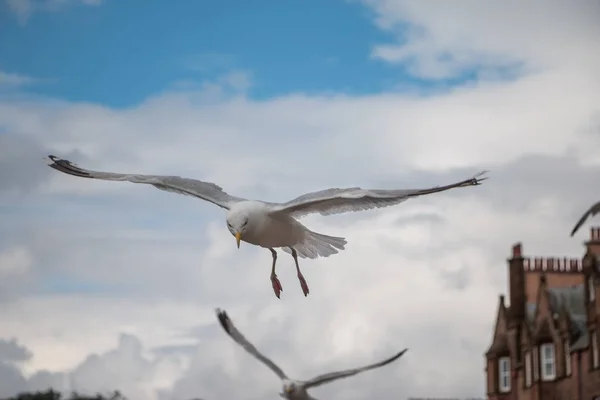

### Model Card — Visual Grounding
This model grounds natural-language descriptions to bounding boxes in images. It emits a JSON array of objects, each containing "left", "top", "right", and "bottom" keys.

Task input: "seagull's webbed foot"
[
  {"left": 298, "top": 273, "right": 309, "bottom": 297},
  {"left": 269, "top": 248, "right": 283, "bottom": 299},
  {"left": 271, "top": 275, "right": 283, "bottom": 299},
  {"left": 291, "top": 248, "right": 309, "bottom": 297}
]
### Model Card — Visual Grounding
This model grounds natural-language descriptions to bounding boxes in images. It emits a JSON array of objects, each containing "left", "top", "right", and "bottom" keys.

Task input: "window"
[
  {"left": 498, "top": 357, "right": 511, "bottom": 392},
  {"left": 564, "top": 340, "right": 571, "bottom": 376},
  {"left": 540, "top": 343, "right": 556, "bottom": 381},
  {"left": 533, "top": 346, "right": 539, "bottom": 381},
  {"left": 525, "top": 351, "right": 532, "bottom": 387},
  {"left": 589, "top": 276, "right": 596, "bottom": 301},
  {"left": 593, "top": 331, "right": 599, "bottom": 369}
]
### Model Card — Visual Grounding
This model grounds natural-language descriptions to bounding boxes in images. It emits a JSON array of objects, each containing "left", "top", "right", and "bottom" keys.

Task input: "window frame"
[
  {"left": 564, "top": 339, "right": 571, "bottom": 376},
  {"left": 593, "top": 331, "right": 599, "bottom": 369},
  {"left": 525, "top": 350, "right": 532, "bottom": 387},
  {"left": 498, "top": 356, "right": 511, "bottom": 393},
  {"left": 533, "top": 346, "right": 539, "bottom": 382},
  {"left": 589, "top": 275, "right": 596, "bottom": 302},
  {"left": 540, "top": 342, "right": 556, "bottom": 381}
]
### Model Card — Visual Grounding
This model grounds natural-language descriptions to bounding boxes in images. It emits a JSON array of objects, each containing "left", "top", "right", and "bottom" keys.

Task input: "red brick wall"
[{"left": 580, "top": 350, "right": 600, "bottom": 399}]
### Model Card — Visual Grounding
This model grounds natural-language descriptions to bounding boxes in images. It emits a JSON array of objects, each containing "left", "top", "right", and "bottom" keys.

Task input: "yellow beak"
[{"left": 235, "top": 231, "right": 242, "bottom": 248}]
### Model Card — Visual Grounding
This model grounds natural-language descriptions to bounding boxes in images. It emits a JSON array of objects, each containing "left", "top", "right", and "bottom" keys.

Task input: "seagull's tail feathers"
[{"left": 283, "top": 231, "right": 347, "bottom": 259}]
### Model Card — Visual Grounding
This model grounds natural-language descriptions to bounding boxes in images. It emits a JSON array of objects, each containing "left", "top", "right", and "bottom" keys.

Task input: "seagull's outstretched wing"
[
  {"left": 268, "top": 171, "right": 488, "bottom": 218},
  {"left": 215, "top": 308, "right": 288, "bottom": 380},
  {"left": 302, "top": 348, "right": 407, "bottom": 389},
  {"left": 46, "top": 155, "right": 245, "bottom": 210},
  {"left": 571, "top": 200, "right": 600, "bottom": 236}
]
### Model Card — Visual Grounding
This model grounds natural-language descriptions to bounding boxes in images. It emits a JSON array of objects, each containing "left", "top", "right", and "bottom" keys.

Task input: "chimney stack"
[
  {"left": 508, "top": 242, "right": 525, "bottom": 327},
  {"left": 586, "top": 227, "right": 600, "bottom": 256}
]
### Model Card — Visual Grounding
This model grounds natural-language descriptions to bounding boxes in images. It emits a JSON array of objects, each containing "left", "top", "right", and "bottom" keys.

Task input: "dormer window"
[
  {"left": 498, "top": 357, "right": 511, "bottom": 392},
  {"left": 589, "top": 276, "right": 596, "bottom": 302},
  {"left": 540, "top": 343, "right": 556, "bottom": 381}
]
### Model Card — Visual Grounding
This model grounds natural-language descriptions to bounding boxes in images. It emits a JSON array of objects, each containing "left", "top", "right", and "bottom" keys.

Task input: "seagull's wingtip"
[
  {"left": 467, "top": 170, "right": 489, "bottom": 186},
  {"left": 215, "top": 309, "right": 231, "bottom": 333}
]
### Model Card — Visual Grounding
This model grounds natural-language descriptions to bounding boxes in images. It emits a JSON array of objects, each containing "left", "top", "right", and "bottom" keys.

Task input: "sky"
[{"left": 0, "top": 0, "right": 600, "bottom": 399}]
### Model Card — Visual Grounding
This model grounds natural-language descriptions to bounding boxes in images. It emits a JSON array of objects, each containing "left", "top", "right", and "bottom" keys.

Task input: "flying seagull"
[
  {"left": 215, "top": 308, "right": 407, "bottom": 399},
  {"left": 571, "top": 200, "right": 600, "bottom": 237},
  {"left": 46, "top": 155, "right": 488, "bottom": 298}
]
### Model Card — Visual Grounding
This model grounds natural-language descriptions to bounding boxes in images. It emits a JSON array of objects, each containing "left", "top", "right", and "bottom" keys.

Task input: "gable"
[
  {"left": 533, "top": 283, "right": 561, "bottom": 343},
  {"left": 486, "top": 295, "right": 510, "bottom": 356}
]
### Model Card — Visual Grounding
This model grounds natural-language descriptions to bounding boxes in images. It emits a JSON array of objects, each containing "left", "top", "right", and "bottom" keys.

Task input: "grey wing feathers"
[
  {"left": 269, "top": 171, "right": 488, "bottom": 218},
  {"left": 571, "top": 200, "right": 600, "bottom": 237},
  {"left": 215, "top": 309, "right": 288, "bottom": 380},
  {"left": 303, "top": 348, "right": 408, "bottom": 389},
  {"left": 46, "top": 155, "right": 244, "bottom": 209}
]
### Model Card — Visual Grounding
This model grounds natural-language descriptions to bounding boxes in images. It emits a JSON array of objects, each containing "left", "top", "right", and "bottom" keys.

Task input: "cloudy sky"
[{"left": 1, "top": 1, "right": 600, "bottom": 399}]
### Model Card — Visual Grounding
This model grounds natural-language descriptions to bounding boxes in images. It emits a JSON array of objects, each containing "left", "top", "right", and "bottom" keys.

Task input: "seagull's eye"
[{"left": 242, "top": 220, "right": 248, "bottom": 227}]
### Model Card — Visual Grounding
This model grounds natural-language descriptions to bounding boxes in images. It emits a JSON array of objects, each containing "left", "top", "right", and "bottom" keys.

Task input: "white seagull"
[
  {"left": 47, "top": 155, "right": 488, "bottom": 298},
  {"left": 215, "top": 308, "right": 408, "bottom": 399},
  {"left": 571, "top": 200, "right": 600, "bottom": 237}
]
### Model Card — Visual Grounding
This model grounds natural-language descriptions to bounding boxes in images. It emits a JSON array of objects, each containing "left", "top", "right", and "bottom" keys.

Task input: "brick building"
[{"left": 485, "top": 226, "right": 600, "bottom": 400}]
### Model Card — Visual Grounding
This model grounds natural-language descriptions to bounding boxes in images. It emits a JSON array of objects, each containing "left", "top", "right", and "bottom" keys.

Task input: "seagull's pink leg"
[
  {"left": 269, "top": 248, "right": 283, "bottom": 299},
  {"left": 291, "top": 248, "right": 310, "bottom": 297}
]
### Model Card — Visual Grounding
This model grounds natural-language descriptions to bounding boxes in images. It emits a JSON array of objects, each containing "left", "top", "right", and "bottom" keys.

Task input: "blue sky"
[
  {"left": 0, "top": 0, "right": 479, "bottom": 107},
  {"left": 0, "top": 0, "right": 414, "bottom": 106}
]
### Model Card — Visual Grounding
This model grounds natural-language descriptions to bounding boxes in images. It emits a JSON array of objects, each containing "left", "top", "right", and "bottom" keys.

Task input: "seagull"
[
  {"left": 46, "top": 155, "right": 488, "bottom": 298},
  {"left": 571, "top": 200, "right": 600, "bottom": 236},
  {"left": 215, "top": 308, "right": 407, "bottom": 399}
]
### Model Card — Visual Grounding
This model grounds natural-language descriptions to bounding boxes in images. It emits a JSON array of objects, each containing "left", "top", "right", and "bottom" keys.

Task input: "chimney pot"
[{"left": 512, "top": 243, "right": 522, "bottom": 258}]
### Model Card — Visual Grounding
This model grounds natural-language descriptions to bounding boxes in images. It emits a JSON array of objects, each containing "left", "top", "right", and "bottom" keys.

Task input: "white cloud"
[
  {"left": 363, "top": 0, "right": 600, "bottom": 79},
  {"left": 1, "top": 1, "right": 600, "bottom": 400},
  {"left": 0, "top": 247, "right": 32, "bottom": 275},
  {"left": 0, "top": 71, "right": 35, "bottom": 87},
  {"left": 218, "top": 70, "right": 253, "bottom": 92},
  {"left": 6, "top": 0, "right": 103, "bottom": 24},
  {"left": 5, "top": 0, "right": 33, "bottom": 24}
]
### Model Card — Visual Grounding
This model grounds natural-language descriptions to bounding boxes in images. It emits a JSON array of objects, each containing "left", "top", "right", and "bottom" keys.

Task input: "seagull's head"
[
  {"left": 282, "top": 381, "right": 298, "bottom": 397},
  {"left": 226, "top": 210, "right": 250, "bottom": 249}
]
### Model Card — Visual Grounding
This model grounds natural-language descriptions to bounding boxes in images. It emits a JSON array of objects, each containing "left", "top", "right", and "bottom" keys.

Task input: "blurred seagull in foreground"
[
  {"left": 215, "top": 308, "right": 407, "bottom": 400},
  {"left": 46, "top": 154, "right": 487, "bottom": 298},
  {"left": 571, "top": 200, "right": 600, "bottom": 237}
]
